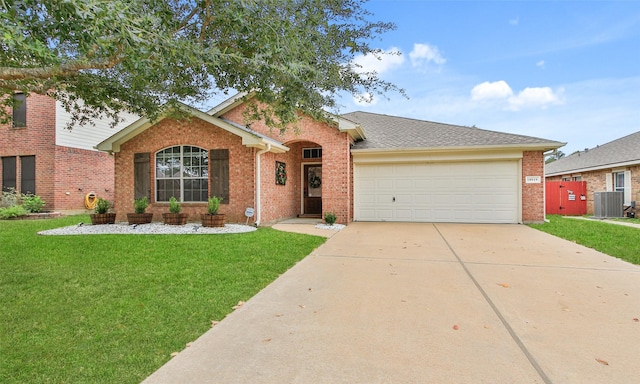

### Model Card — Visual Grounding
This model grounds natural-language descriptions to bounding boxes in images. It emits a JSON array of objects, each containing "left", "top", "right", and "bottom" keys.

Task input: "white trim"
[
  {"left": 624, "top": 170, "right": 632, "bottom": 205},
  {"left": 605, "top": 173, "right": 613, "bottom": 192},
  {"left": 546, "top": 159, "right": 640, "bottom": 177},
  {"left": 352, "top": 148, "right": 524, "bottom": 164},
  {"left": 95, "top": 101, "right": 288, "bottom": 154}
]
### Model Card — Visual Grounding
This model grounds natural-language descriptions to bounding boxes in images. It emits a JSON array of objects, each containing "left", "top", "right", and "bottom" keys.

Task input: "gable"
[{"left": 96, "top": 102, "right": 288, "bottom": 154}]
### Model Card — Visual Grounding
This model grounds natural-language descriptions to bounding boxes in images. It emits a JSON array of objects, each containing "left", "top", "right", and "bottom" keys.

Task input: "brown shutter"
[
  {"left": 134, "top": 153, "right": 150, "bottom": 200},
  {"left": 210, "top": 149, "right": 229, "bottom": 203}
]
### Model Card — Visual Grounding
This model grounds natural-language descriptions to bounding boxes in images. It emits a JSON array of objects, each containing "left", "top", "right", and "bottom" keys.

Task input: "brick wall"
[
  {"left": 0, "top": 94, "right": 56, "bottom": 209},
  {"left": 114, "top": 117, "right": 255, "bottom": 223},
  {"left": 221, "top": 103, "right": 354, "bottom": 224},
  {"left": 522, "top": 151, "right": 545, "bottom": 223},
  {"left": 53, "top": 146, "right": 115, "bottom": 210},
  {"left": 0, "top": 93, "right": 116, "bottom": 212}
]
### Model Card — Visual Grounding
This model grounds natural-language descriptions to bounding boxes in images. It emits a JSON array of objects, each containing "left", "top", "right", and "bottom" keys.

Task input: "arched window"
[{"left": 155, "top": 146, "right": 208, "bottom": 202}]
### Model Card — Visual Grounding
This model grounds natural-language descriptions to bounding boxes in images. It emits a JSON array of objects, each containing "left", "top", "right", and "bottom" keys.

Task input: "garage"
[{"left": 354, "top": 160, "right": 520, "bottom": 223}]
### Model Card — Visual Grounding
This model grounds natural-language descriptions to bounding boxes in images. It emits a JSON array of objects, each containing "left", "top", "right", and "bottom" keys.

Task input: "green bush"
[
  {"left": 169, "top": 196, "right": 181, "bottom": 214},
  {"left": 207, "top": 196, "right": 222, "bottom": 215},
  {"left": 22, "top": 194, "right": 46, "bottom": 213},
  {"left": 1, "top": 188, "right": 19, "bottom": 208},
  {"left": 94, "top": 198, "right": 110, "bottom": 214},
  {"left": 324, "top": 212, "right": 337, "bottom": 225},
  {"left": 0, "top": 205, "right": 29, "bottom": 219},
  {"left": 133, "top": 197, "right": 149, "bottom": 214}
]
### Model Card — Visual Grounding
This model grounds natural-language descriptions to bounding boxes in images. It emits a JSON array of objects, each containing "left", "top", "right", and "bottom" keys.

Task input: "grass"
[
  {"left": 529, "top": 215, "right": 640, "bottom": 265},
  {"left": 0, "top": 215, "right": 326, "bottom": 384}
]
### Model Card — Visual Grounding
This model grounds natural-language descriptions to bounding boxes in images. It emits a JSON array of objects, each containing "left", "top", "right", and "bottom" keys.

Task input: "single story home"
[
  {"left": 96, "top": 93, "right": 564, "bottom": 225},
  {"left": 546, "top": 130, "right": 640, "bottom": 215}
]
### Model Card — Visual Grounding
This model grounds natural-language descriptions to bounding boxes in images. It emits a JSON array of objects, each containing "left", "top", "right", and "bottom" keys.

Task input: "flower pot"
[
  {"left": 162, "top": 213, "right": 188, "bottom": 225},
  {"left": 201, "top": 214, "right": 225, "bottom": 228},
  {"left": 127, "top": 213, "right": 153, "bottom": 225},
  {"left": 90, "top": 213, "right": 116, "bottom": 225}
]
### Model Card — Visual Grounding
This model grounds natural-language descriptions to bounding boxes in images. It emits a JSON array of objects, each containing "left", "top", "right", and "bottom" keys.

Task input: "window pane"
[
  {"left": 2, "top": 157, "right": 17, "bottom": 192},
  {"left": 12, "top": 93, "right": 26, "bottom": 128},
  {"left": 21, "top": 156, "right": 35, "bottom": 194},
  {"left": 157, "top": 179, "right": 180, "bottom": 202}
]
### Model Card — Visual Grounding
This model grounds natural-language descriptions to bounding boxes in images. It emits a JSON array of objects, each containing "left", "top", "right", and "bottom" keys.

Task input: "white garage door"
[{"left": 354, "top": 161, "right": 519, "bottom": 223}]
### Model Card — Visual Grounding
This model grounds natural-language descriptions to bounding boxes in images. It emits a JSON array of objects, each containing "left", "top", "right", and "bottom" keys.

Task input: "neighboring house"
[
  {"left": 546, "top": 131, "right": 640, "bottom": 214},
  {"left": 96, "top": 94, "right": 564, "bottom": 225},
  {"left": 0, "top": 93, "right": 138, "bottom": 211}
]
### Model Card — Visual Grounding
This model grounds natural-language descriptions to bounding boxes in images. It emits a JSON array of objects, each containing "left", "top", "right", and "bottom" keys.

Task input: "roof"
[
  {"left": 546, "top": 130, "right": 640, "bottom": 176},
  {"left": 96, "top": 102, "right": 288, "bottom": 154},
  {"left": 343, "top": 111, "right": 565, "bottom": 152}
]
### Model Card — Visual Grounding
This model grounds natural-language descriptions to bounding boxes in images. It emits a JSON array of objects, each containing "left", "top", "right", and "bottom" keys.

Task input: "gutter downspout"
[{"left": 254, "top": 143, "right": 271, "bottom": 226}]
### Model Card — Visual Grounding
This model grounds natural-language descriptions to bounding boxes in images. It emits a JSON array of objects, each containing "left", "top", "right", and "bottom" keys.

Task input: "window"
[
  {"left": 20, "top": 156, "right": 35, "bottom": 194},
  {"left": 303, "top": 147, "right": 322, "bottom": 159},
  {"left": 156, "top": 146, "right": 208, "bottom": 202},
  {"left": 2, "top": 157, "right": 16, "bottom": 192},
  {"left": 12, "top": 93, "right": 26, "bottom": 128},
  {"left": 614, "top": 172, "right": 625, "bottom": 193}
]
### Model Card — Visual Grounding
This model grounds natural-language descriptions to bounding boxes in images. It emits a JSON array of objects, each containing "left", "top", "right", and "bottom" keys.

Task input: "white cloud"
[
  {"left": 409, "top": 43, "right": 446, "bottom": 67},
  {"left": 509, "top": 17, "right": 519, "bottom": 26},
  {"left": 536, "top": 60, "right": 545, "bottom": 68},
  {"left": 471, "top": 81, "right": 513, "bottom": 101},
  {"left": 508, "top": 87, "right": 563, "bottom": 110},
  {"left": 471, "top": 81, "right": 563, "bottom": 110},
  {"left": 351, "top": 48, "right": 404, "bottom": 75}
]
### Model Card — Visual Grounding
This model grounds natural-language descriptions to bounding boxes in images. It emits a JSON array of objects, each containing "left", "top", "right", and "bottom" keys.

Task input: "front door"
[{"left": 303, "top": 164, "right": 322, "bottom": 216}]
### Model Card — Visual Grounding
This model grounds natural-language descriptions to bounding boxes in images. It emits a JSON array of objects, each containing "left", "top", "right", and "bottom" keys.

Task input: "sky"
[{"left": 334, "top": 0, "right": 640, "bottom": 155}]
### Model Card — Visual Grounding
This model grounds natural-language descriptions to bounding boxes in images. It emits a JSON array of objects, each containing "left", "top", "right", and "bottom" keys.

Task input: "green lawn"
[
  {"left": 0, "top": 215, "right": 326, "bottom": 384},
  {"left": 529, "top": 215, "right": 640, "bottom": 265}
]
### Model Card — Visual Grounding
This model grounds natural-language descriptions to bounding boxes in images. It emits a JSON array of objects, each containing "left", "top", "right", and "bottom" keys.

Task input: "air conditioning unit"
[{"left": 593, "top": 191, "right": 623, "bottom": 218}]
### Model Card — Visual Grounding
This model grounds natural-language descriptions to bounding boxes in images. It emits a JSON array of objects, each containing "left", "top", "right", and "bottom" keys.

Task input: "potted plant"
[
  {"left": 201, "top": 196, "right": 225, "bottom": 227},
  {"left": 162, "top": 196, "right": 188, "bottom": 225},
  {"left": 127, "top": 196, "right": 153, "bottom": 225},
  {"left": 90, "top": 198, "right": 116, "bottom": 225}
]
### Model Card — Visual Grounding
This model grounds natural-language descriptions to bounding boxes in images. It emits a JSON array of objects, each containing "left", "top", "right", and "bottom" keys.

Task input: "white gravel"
[
  {"left": 315, "top": 223, "right": 346, "bottom": 231},
  {"left": 38, "top": 222, "right": 257, "bottom": 236}
]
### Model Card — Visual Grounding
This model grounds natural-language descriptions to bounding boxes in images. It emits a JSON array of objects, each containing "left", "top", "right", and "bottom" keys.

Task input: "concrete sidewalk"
[{"left": 143, "top": 223, "right": 640, "bottom": 383}]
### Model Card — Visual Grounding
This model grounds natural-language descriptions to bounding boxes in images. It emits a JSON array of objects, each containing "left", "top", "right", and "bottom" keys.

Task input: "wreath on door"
[{"left": 309, "top": 174, "right": 321, "bottom": 188}]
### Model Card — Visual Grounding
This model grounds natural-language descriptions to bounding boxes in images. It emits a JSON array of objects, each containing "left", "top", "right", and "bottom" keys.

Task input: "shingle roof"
[
  {"left": 342, "top": 111, "right": 563, "bottom": 151},
  {"left": 545, "top": 130, "right": 640, "bottom": 175}
]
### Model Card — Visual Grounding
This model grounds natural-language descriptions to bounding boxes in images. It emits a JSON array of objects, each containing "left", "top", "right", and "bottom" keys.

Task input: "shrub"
[
  {"left": 22, "top": 194, "right": 46, "bottom": 213},
  {"left": 169, "top": 196, "right": 181, "bottom": 214},
  {"left": 94, "top": 198, "right": 110, "bottom": 214},
  {"left": 324, "top": 212, "right": 337, "bottom": 225},
  {"left": 207, "top": 196, "right": 222, "bottom": 215},
  {"left": 134, "top": 197, "right": 149, "bottom": 214},
  {"left": 0, "top": 205, "right": 29, "bottom": 219},
  {"left": 1, "top": 188, "right": 19, "bottom": 208}
]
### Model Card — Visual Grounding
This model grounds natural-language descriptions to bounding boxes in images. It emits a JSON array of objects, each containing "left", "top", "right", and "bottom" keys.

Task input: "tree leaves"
[{"left": 0, "top": 0, "right": 403, "bottom": 130}]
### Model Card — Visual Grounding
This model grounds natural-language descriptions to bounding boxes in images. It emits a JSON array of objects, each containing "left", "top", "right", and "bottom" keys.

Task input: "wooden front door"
[{"left": 303, "top": 164, "right": 322, "bottom": 216}]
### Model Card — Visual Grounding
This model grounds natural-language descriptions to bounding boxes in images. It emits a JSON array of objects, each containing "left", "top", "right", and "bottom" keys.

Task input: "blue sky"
[{"left": 335, "top": 0, "right": 640, "bottom": 155}]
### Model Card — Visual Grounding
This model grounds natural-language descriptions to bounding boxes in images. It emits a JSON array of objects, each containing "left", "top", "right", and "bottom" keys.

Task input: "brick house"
[
  {"left": 0, "top": 93, "right": 138, "bottom": 212},
  {"left": 97, "top": 94, "right": 563, "bottom": 224},
  {"left": 546, "top": 131, "right": 640, "bottom": 215}
]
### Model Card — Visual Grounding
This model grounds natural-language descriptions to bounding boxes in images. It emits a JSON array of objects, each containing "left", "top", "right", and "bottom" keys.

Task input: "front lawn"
[
  {"left": 0, "top": 215, "right": 326, "bottom": 384},
  {"left": 529, "top": 215, "right": 640, "bottom": 265}
]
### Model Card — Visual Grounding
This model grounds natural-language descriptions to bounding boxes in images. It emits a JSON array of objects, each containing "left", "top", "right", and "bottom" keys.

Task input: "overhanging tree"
[{"left": 0, "top": 0, "right": 402, "bottom": 129}]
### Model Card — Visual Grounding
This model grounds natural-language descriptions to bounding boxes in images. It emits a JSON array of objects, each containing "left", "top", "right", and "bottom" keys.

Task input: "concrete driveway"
[{"left": 143, "top": 223, "right": 640, "bottom": 384}]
